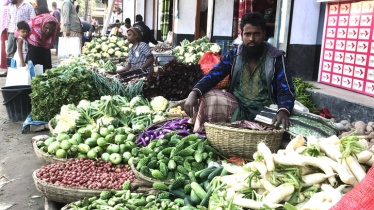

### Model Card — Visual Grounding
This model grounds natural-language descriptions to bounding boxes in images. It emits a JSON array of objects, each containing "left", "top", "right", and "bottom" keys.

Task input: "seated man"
[
  {"left": 184, "top": 12, "right": 295, "bottom": 133},
  {"left": 116, "top": 27, "right": 154, "bottom": 73}
]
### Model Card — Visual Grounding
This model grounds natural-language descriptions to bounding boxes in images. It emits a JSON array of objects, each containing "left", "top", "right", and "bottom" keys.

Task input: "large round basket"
[
  {"left": 166, "top": 99, "right": 188, "bottom": 118},
  {"left": 32, "top": 170, "right": 106, "bottom": 203},
  {"left": 48, "top": 120, "right": 54, "bottom": 133},
  {"left": 205, "top": 122, "right": 284, "bottom": 161},
  {"left": 33, "top": 138, "right": 67, "bottom": 165},
  {"left": 130, "top": 158, "right": 189, "bottom": 185}
]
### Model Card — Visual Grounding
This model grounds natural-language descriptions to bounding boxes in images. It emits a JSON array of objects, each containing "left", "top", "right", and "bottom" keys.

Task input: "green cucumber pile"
[
  {"left": 65, "top": 189, "right": 206, "bottom": 210},
  {"left": 131, "top": 133, "right": 219, "bottom": 181}
]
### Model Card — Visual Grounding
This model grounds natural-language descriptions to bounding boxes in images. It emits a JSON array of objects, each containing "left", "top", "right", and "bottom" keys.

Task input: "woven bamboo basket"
[
  {"left": 205, "top": 122, "right": 284, "bottom": 161},
  {"left": 32, "top": 170, "right": 105, "bottom": 204},
  {"left": 130, "top": 158, "right": 189, "bottom": 185},
  {"left": 48, "top": 120, "right": 54, "bottom": 133},
  {"left": 166, "top": 99, "right": 188, "bottom": 118},
  {"left": 33, "top": 138, "right": 67, "bottom": 165}
]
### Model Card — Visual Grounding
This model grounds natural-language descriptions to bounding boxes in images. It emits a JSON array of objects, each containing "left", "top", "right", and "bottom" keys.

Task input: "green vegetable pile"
[
  {"left": 66, "top": 189, "right": 207, "bottom": 210},
  {"left": 30, "top": 66, "right": 98, "bottom": 121},
  {"left": 132, "top": 132, "right": 219, "bottom": 181},
  {"left": 104, "top": 60, "right": 117, "bottom": 74},
  {"left": 293, "top": 77, "right": 318, "bottom": 112}
]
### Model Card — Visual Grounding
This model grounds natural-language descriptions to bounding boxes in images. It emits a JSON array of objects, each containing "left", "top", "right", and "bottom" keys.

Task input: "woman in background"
[{"left": 0, "top": 0, "right": 11, "bottom": 72}]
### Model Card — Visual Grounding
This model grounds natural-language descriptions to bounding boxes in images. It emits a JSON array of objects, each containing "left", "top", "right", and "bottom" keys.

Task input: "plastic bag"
[
  {"left": 22, "top": 114, "right": 48, "bottom": 133},
  {"left": 198, "top": 52, "right": 228, "bottom": 89},
  {"left": 293, "top": 100, "right": 310, "bottom": 113},
  {"left": 5, "top": 60, "right": 32, "bottom": 86},
  {"left": 58, "top": 37, "right": 81, "bottom": 59}
]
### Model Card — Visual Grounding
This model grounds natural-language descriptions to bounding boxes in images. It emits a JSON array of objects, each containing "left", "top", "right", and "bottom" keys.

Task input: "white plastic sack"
[
  {"left": 5, "top": 66, "right": 31, "bottom": 86},
  {"left": 58, "top": 37, "right": 81, "bottom": 59}
]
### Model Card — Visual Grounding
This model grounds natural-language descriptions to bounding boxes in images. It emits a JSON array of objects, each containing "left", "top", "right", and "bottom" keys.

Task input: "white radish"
[
  {"left": 364, "top": 155, "right": 374, "bottom": 166},
  {"left": 257, "top": 188, "right": 267, "bottom": 195},
  {"left": 321, "top": 184, "right": 343, "bottom": 203},
  {"left": 307, "top": 135, "right": 319, "bottom": 145},
  {"left": 287, "top": 135, "right": 305, "bottom": 150},
  {"left": 299, "top": 193, "right": 306, "bottom": 203},
  {"left": 295, "top": 200, "right": 308, "bottom": 209},
  {"left": 357, "top": 150, "right": 373, "bottom": 163},
  {"left": 300, "top": 192, "right": 326, "bottom": 210},
  {"left": 226, "top": 188, "right": 236, "bottom": 201},
  {"left": 336, "top": 184, "right": 349, "bottom": 192},
  {"left": 245, "top": 162, "right": 256, "bottom": 171},
  {"left": 361, "top": 164, "right": 367, "bottom": 172},
  {"left": 272, "top": 154, "right": 304, "bottom": 166},
  {"left": 253, "top": 161, "right": 268, "bottom": 178},
  {"left": 232, "top": 197, "right": 283, "bottom": 209},
  {"left": 341, "top": 185, "right": 353, "bottom": 194},
  {"left": 240, "top": 180, "right": 264, "bottom": 189},
  {"left": 326, "top": 135, "right": 340, "bottom": 145},
  {"left": 263, "top": 183, "right": 295, "bottom": 204},
  {"left": 277, "top": 149, "right": 286, "bottom": 156},
  {"left": 283, "top": 194, "right": 292, "bottom": 202},
  {"left": 319, "top": 156, "right": 358, "bottom": 186},
  {"left": 301, "top": 173, "right": 335, "bottom": 187},
  {"left": 230, "top": 183, "right": 249, "bottom": 192},
  {"left": 357, "top": 139, "right": 369, "bottom": 150},
  {"left": 300, "top": 156, "right": 337, "bottom": 186},
  {"left": 346, "top": 155, "right": 366, "bottom": 182},
  {"left": 222, "top": 163, "right": 248, "bottom": 174},
  {"left": 318, "top": 141, "right": 338, "bottom": 161},
  {"left": 296, "top": 146, "right": 307, "bottom": 154},
  {"left": 220, "top": 173, "right": 257, "bottom": 187},
  {"left": 261, "top": 179, "right": 276, "bottom": 193},
  {"left": 258, "top": 142, "right": 275, "bottom": 171},
  {"left": 300, "top": 166, "right": 314, "bottom": 176}
]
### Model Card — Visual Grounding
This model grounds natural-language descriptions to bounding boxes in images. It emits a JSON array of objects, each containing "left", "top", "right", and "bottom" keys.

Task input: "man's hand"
[
  {"left": 66, "top": 30, "right": 71, "bottom": 37},
  {"left": 272, "top": 110, "right": 292, "bottom": 130},
  {"left": 184, "top": 91, "right": 199, "bottom": 118}
]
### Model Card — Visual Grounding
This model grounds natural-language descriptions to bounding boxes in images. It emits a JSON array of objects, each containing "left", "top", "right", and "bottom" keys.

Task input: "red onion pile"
[{"left": 36, "top": 158, "right": 135, "bottom": 189}]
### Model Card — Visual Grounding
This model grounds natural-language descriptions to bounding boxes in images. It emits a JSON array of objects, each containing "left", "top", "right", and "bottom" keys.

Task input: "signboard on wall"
[{"left": 319, "top": 1, "right": 374, "bottom": 97}]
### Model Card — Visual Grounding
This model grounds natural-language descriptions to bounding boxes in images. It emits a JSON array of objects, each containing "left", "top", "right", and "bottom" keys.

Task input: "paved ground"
[{"left": 0, "top": 49, "right": 61, "bottom": 210}]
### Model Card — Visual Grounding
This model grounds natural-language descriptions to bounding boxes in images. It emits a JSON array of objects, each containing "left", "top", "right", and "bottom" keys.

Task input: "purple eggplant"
[
  {"left": 196, "top": 133, "right": 206, "bottom": 138},
  {"left": 162, "top": 129, "right": 173, "bottom": 134},
  {"left": 176, "top": 130, "right": 191, "bottom": 137},
  {"left": 180, "top": 118, "right": 189, "bottom": 124},
  {"left": 146, "top": 125, "right": 158, "bottom": 131}
]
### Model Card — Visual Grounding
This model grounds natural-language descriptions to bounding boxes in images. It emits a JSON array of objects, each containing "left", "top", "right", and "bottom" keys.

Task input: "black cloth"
[
  {"left": 133, "top": 21, "right": 158, "bottom": 45},
  {"left": 26, "top": 43, "right": 52, "bottom": 72}
]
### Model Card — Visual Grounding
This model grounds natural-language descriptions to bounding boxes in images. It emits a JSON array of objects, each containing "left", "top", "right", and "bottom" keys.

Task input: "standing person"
[
  {"left": 13, "top": 21, "right": 29, "bottom": 67},
  {"left": 5, "top": 0, "right": 36, "bottom": 60},
  {"left": 52, "top": 1, "right": 61, "bottom": 55},
  {"left": 118, "top": 18, "right": 130, "bottom": 38},
  {"left": 61, "top": 0, "right": 81, "bottom": 42},
  {"left": 116, "top": 27, "right": 154, "bottom": 73},
  {"left": 133, "top": 14, "right": 157, "bottom": 45},
  {"left": 23, "top": 14, "right": 60, "bottom": 71},
  {"left": 184, "top": 12, "right": 295, "bottom": 133},
  {"left": 0, "top": 0, "right": 11, "bottom": 71},
  {"left": 81, "top": 20, "right": 94, "bottom": 46},
  {"left": 37, "top": 6, "right": 49, "bottom": 15}
]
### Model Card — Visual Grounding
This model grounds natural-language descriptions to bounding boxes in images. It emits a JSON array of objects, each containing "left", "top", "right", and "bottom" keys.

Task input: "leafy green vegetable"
[{"left": 293, "top": 77, "right": 318, "bottom": 112}]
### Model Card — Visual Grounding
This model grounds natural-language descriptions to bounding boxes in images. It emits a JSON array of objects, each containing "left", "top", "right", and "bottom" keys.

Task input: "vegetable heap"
[
  {"left": 82, "top": 35, "right": 130, "bottom": 60},
  {"left": 293, "top": 77, "right": 318, "bottom": 112},
  {"left": 173, "top": 36, "right": 221, "bottom": 64},
  {"left": 205, "top": 133, "right": 373, "bottom": 210},
  {"left": 143, "top": 60, "right": 204, "bottom": 101},
  {"left": 104, "top": 60, "right": 117, "bottom": 74},
  {"left": 35, "top": 158, "right": 134, "bottom": 189},
  {"left": 65, "top": 189, "right": 207, "bottom": 210},
  {"left": 131, "top": 129, "right": 219, "bottom": 182},
  {"left": 30, "top": 66, "right": 98, "bottom": 121}
]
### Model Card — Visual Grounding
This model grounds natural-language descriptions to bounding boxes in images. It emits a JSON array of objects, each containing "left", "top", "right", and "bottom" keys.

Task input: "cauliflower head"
[
  {"left": 150, "top": 96, "right": 168, "bottom": 112},
  {"left": 102, "top": 52, "right": 110, "bottom": 58},
  {"left": 108, "top": 48, "right": 115, "bottom": 55},
  {"left": 109, "top": 36, "right": 118, "bottom": 43},
  {"left": 122, "top": 52, "right": 128, "bottom": 57},
  {"left": 210, "top": 44, "right": 221, "bottom": 54},
  {"left": 117, "top": 40, "right": 125, "bottom": 47},
  {"left": 101, "top": 44, "right": 109, "bottom": 52},
  {"left": 135, "top": 106, "right": 152, "bottom": 115},
  {"left": 115, "top": 51, "right": 122, "bottom": 57}
]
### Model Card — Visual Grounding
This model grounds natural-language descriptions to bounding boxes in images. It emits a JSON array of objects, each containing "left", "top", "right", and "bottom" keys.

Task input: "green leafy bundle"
[
  {"left": 293, "top": 77, "right": 318, "bottom": 112},
  {"left": 30, "top": 67, "right": 99, "bottom": 121}
]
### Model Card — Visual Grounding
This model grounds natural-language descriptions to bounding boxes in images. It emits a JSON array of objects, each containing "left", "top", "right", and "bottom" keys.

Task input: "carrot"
[
  {"left": 263, "top": 183, "right": 295, "bottom": 204},
  {"left": 346, "top": 155, "right": 366, "bottom": 182},
  {"left": 257, "top": 142, "right": 275, "bottom": 171},
  {"left": 319, "top": 156, "right": 358, "bottom": 186}
]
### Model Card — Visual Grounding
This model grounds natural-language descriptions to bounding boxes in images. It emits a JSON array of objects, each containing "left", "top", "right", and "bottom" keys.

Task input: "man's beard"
[
  {"left": 11, "top": 0, "right": 17, "bottom": 4},
  {"left": 242, "top": 42, "right": 265, "bottom": 60}
]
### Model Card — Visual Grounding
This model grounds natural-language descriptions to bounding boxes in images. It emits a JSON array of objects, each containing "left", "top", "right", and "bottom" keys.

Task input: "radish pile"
[
  {"left": 207, "top": 133, "right": 373, "bottom": 210},
  {"left": 36, "top": 158, "right": 135, "bottom": 189}
]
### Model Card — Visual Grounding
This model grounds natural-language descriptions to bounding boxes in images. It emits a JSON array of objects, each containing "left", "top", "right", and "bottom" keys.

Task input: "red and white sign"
[{"left": 320, "top": 2, "right": 374, "bottom": 97}]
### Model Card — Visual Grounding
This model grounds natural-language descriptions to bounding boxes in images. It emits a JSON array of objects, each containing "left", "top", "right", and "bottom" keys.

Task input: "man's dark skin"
[{"left": 184, "top": 23, "right": 292, "bottom": 130}]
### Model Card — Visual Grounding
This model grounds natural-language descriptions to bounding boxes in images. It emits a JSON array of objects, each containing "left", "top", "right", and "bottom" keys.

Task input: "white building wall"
[
  {"left": 213, "top": 0, "right": 234, "bottom": 37},
  {"left": 122, "top": 0, "right": 135, "bottom": 24},
  {"left": 145, "top": 0, "right": 154, "bottom": 30},
  {"left": 135, "top": 0, "right": 145, "bottom": 19},
  {"left": 174, "top": 0, "right": 196, "bottom": 34}
]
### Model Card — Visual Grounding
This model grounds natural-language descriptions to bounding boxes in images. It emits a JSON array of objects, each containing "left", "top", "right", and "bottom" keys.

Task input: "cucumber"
[
  {"left": 195, "top": 166, "right": 216, "bottom": 178},
  {"left": 191, "top": 182, "right": 207, "bottom": 200},
  {"left": 199, "top": 167, "right": 217, "bottom": 179},
  {"left": 200, "top": 187, "right": 213, "bottom": 207},
  {"left": 184, "top": 197, "right": 193, "bottom": 207},
  {"left": 220, "top": 168, "right": 229, "bottom": 176},
  {"left": 208, "top": 167, "right": 223, "bottom": 182},
  {"left": 169, "top": 189, "right": 187, "bottom": 199},
  {"left": 174, "top": 198, "right": 185, "bottom": 205},
  {"left": 190, "top": 190, "right": 201, "bottom": 206},
  {"left": 201, "top": 180, "right": 210, "bottom": 191}
]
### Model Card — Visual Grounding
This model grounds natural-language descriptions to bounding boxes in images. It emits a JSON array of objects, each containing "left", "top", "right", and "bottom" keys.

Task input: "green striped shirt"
[{"left": 61, "top": 0, "right": 81, "bottom": 32}]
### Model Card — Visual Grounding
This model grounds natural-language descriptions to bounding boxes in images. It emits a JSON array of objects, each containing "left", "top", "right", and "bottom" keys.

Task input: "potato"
[
  {"left": 368, "top": 122, "right": 374, "bottom": 127},
  {"left": 340, "top": 120, "right": 350, "bottom": 125},
  {"left": 340, "top": 132, "right": 352, "bottom": 138},
  {"left": 357, "top": 127, "right": 366, "bottom": 135},
  {"left": 355, "top": 121, "right": 366, "bottom": 129},
  {"left": 344, "top": 124, "right": 352, "bottom": 131},
  {"left": 367, "top": 126, "right": 374, "bottom": 133}
]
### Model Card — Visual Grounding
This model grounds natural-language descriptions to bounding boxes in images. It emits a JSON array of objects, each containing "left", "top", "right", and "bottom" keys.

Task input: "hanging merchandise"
[
  {"left": 319, "top": 1, "right": 374, "bottom": 97},
  {"left": 161, "top": 0, "right": 170, "bottom": 41},
  {"left": 174, "top": 0, "right": 179, "bottom": 19}
]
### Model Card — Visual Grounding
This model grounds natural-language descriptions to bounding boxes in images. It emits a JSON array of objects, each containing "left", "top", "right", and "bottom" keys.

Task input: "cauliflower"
[
  {"left": 109, "top": 43, "right": 116, "bottom": 48},
  {"left": 101, "top": 36, "right": 108, "bottom": 41},
  {"left": 178, "top": 56, "right": 184, "bottom": 62},
  {"left": 101, "top": 44, "right": 109, "bottom": 52},
  {"left": 153, "top": 115, "right": 166, "bottom": 123},
  {"left": 115, "top": 51, "right": 122, "bottom": 57},
  {"left": 130, "top": 96, "right": 147, "bottom": 108},
  {"left": 82, "top": 48, "right": 88, "bottom": 54},
  {"left": 110, "top": 36, "right": 118, "bottom": 43},
  {"left": 179, "top": 47, "right": 185, "bottom": 54},
  {"left": 210, "top": 44, "right": 221, "bottom": 54},
  {"left": 184, "top": 52, "right": 191, "bottom": 58},
  {"left": 135, "top": 106, "right": 152, "bottom": 115},
  {"left": 77, "top": 100, "right": 91, "bottom": 109},
  {"left": 96, "top": 115, "right": 118, "bottom": 127},
  {"left": 53, "top": 109, "right": 80, "bottom": 134},
  {"left": 95, "top": 53, "right": 102, "bottom": 59},
  {"left": 151, "top": 96, "right": 168, "bottom": 112},
  {"left": 117, "top": 40, "right": 125, "bottom": 47},
  {"left": 102, "top": 52, "right": 110, "bottom": 58},
  {"left": 95, "top": 44, "right": 101, "bottom": 50},
  {"left": 121, "top": 46, "right": 129, "bottom": 52},
  {"left": 173, "top": 46, "right": 181, "bottom": 54},
  {"left": 187, "top": 46, "right": 195, "bottom": 53},
  {"left": 122, "top": 52, "right": 128, "bottom": 57},
  {"left": 60, "top": 104, "right": 76, "bottom": 113},
  {"left": 90, "top": 49, "right": 97, "bottom": 53},
  {"left": 108, "top": 48, "right": 115, "bottom": 55}
]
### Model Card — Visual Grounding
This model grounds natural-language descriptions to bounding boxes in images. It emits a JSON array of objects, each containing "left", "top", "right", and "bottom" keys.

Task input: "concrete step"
[{"left": 306, "top": 82, "right": 374, "bottom": 123}]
